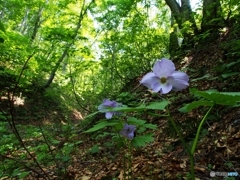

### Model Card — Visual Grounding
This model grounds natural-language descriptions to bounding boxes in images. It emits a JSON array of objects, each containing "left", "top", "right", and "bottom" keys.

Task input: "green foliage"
[
  {"left": 131, "top": 133, "right": 154, "bottom": 148},
  {"left": 0, "top": 120, "right": 79, "bottom": 178},
  {"left": 116, "top": 92, "right": 138, "bottom": 106},
  {"left": 0, "top": 20, "right": 6, "bottom": 43},
  {"left": 179, "top": 89, "right": 240, "bottom": 113},
  {"left": 85, "top": 120, "right": 119, "bottom": 133},
  {"left": 89, "top": 144, "right": 100, "bottom": 154},
  {"left": 0, "top": 20, "right": 5, "bottom": 33},
  {"left": 179, "top": 100, "right": 214, "bottom": 113},
  {"left": 214, "top": 59, "right": 240, "bottom": 79}
]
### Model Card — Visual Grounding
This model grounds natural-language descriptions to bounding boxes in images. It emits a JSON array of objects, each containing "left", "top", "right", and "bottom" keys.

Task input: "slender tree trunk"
[{"left": 44, "top": 0, "right": 94, "bottom": 88}]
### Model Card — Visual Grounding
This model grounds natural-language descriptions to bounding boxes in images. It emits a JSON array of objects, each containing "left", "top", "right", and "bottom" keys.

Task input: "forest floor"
[{"left": 2, "top": 28, "right": 240, "bottom": 180}]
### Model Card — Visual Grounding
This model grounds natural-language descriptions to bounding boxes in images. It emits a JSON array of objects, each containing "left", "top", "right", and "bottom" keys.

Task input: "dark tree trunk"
[
  {"left": 201, "top": 0, "right": 223, "bottom": 32},
  {"left": 165, "top": 0, "right": 198, "bottom": 51}
]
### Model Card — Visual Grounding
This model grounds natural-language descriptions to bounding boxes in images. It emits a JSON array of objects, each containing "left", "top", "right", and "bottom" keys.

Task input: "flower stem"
[
  {"left": 191, "top": 105, "right": 214, "bottom": 154},
  {"left": 127, "top": 140, "right": 133, "bottom": 180}
]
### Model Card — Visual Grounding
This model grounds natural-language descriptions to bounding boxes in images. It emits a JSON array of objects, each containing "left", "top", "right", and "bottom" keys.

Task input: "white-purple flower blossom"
[
  {"left": 98, "top": 99, "right": 122, "bottom": 119},
  {"left": 140, "top": 58, "right": 189, "bottom": 94},
  {"left": 119, "top": 124, "right": 136, "bottom": 140}
]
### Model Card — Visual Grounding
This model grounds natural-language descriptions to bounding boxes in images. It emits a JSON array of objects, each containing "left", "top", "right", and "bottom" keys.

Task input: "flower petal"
[
  {"left": 151, "top": 80, "right": 162, "bottom": 92},
  {"left": 119, "top": 124, "right": 136, "bottom": 140},
  {"left": 140, "top": 72, "right": 158, "bottom": 89},
  {"left": 153, "top": 58, "right": 175, "bottom": 78},
  {"left": 168, "top": 71, "right": 189, "bottom": 91},
  {"left": 102, "top": 99, "right": 112, "bottom": 106},
  {"left": 105, "top": 112, "right": 113, "bottom": 119},
  {"left": 127, "top": 132, "right": 134, "bottom": 140},
  {"left": 160, "top": 83, "right": 173, "bottom": 94}
]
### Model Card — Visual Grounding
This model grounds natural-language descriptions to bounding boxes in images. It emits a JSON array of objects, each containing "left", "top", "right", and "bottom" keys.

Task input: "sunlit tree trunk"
[
  {"left": 169, "top": 12, "right": 179, "bottom": 58},
  {"left": 44, "top": 0, "right": 94, "bottom": 88},
  {"left": 164, "top": 0, "right": 198, "bottom": 49}
]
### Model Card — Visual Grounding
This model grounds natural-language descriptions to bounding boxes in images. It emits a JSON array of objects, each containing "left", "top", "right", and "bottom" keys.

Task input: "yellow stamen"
[{"left": 160, "top": 77, "right": 167, "bottom": 84}]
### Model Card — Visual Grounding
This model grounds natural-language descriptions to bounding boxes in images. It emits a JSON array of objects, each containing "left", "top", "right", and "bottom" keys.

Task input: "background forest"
[{"left": 0, "top": 0, "right": 240, "bottom": 179}]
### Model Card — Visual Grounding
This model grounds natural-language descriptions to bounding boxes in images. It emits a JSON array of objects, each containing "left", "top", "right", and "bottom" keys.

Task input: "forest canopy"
[{"left": 1, "top": 0, "right": 238, "bottom": 111}]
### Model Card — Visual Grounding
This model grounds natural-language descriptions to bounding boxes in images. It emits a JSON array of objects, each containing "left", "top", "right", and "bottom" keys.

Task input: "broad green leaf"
[
  {"left": 219, "top": 92, "right": 240, "bottom": 96},
  {"left": 146, "top": 101, "right": 170, "bottom": 110},
  {"left": 85, "top": 120, "right": 119, "bottom": 133},
  {"left": 190, "top": 89, "right": 240, "bottom": 105},
  {"left": 179, "top": 101, "right": 214, "bottom": 113},
  {"left": 131, "top": 133, "right": 154, "bottom": 148},
  {"left": 127, "top": 117, "right": 146, "bottom": 125}
]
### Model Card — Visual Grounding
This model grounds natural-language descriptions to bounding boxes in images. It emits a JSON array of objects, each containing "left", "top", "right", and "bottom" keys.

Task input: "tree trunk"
[
  {"left": 201, "top": 0, "right": 223, "bottom": 32},
  {"left": 44, "top": 0, "right": 94, "bottom": 88},
  {"left": 165, "top": 0, "right": 198, "bottom": 50}
]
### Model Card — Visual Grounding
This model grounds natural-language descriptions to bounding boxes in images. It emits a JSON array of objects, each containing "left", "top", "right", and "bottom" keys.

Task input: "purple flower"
[
  {"left": 119, "top": 124, "right": 136, "bottom": 140},
  {"left": 140, "top": 58, "right": 189, "bottom": 94},
  {"left": 98, "top": 99, "right": 122, "bottom": 119}
]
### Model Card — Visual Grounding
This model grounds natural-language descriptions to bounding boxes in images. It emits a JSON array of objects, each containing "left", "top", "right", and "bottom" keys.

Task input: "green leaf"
[
  {"left": 131, "top": 133, "right": 154, "bottom": 148},
  {"left": 84, "top": 111, "right": 98, "bottom": 119},
  {"left": 18, "top": 171, "right": 30, "bottom": 179},
  {"left": 127, "top": 117, "right": 146, "bottom": 125},
  {"left": 107, "top": 104, "right": 146, "bottom": 112},
  {"left": 145, "top": 101, "right": 170, "bottom": 110},
  {"left": 221, "top": 72, "right": 239, "bottom": 78},
  {"left": 74, "top": 140, "right": 83, "bottom": 145},
  {"left": 89, "top": 145, "right": 99, "bottom": 154},
  {"left": 190, "top": 89, "right": 240, "bottom": 105},
  {"left": 137, "top": 126, "right": 146, "bottom": 133},
  {"left": 191, "top": 74, "right": 211, "bottom": 82},
  {"left": 226, "top": 60, "right": 240, "bottom": 68},
  {"left": 143, "top": 123, "right": 157, "bottom": 130},
  {"left": 85, "top": 120, "right": 119, "bottom": 133},
  {"left": 179, "top": 101, "right": 214, "bottom": 113},
  {"left": 51, "top": 139, "right": 60, "bottom": 144}
]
